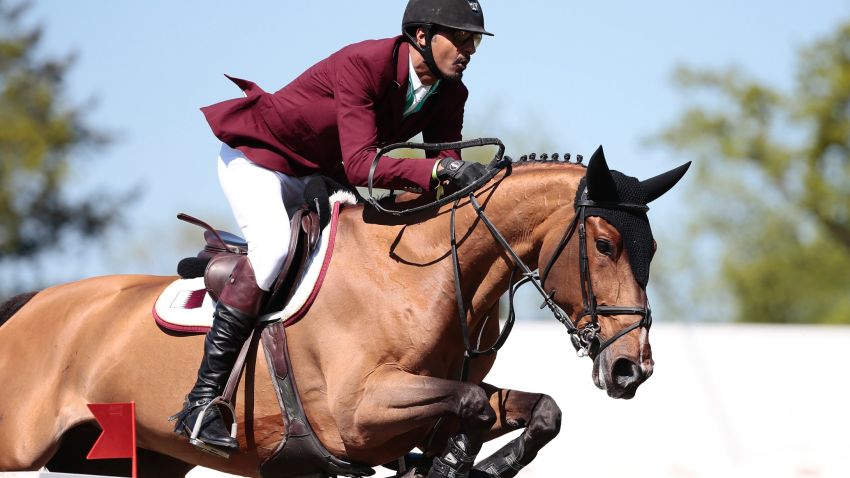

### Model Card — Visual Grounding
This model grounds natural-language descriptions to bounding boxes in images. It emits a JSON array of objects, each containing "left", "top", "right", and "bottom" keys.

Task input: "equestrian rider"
[{"left": 171, "top": 0, "right": 494, "bottom": 453}]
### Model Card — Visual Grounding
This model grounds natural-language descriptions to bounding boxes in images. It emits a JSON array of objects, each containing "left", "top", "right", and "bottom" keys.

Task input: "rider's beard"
[{"left": 441, "top": 55, "right": 470, "bottom": 81}]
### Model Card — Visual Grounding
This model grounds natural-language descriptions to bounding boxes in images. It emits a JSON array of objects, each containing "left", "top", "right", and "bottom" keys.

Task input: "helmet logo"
[{"left": 468, "top": 1, "right": 480, "bottom": 12}]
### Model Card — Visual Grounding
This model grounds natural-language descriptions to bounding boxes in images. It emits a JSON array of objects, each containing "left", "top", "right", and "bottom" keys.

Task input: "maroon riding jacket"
[{"left": 201, "top": 36, "right": 467, "bottom": 192}]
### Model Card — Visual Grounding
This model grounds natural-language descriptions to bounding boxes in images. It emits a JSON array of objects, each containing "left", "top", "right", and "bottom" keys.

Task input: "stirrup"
[
  {"left": 169, "top": 396, "right": 238, "bottom": 458},
  {"left": 191, "top": 396, "right": 238, "bottom": 458}
]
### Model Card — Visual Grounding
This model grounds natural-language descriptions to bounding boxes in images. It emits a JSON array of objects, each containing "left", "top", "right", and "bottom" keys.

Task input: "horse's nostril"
[{"left": 612, "top": 358, "right": 640, "bottom": 386}]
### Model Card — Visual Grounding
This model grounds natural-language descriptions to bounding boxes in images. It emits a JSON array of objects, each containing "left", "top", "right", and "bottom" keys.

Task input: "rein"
[
  {"left": 450, "top": 194, "right": 560, "bottom": 380},
  {"left": 366, "top": 138, "right": 509, "bottom": 215}
]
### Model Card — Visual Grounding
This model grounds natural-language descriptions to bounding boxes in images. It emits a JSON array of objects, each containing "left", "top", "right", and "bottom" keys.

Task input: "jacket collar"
[{"left": 394, "top": 37, "right": 409, "bottom": 88}]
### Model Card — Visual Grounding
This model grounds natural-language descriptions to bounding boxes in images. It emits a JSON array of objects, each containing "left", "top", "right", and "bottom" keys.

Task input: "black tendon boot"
[
  {"left": 171, "top": 256, "right": 267, "bottom": 455},
  {"left": 428, "top": 434, "right": 476, "bottom": 478}
]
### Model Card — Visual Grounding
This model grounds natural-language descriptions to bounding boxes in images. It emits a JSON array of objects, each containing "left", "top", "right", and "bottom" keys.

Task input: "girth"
[{"left": 259, "top": 321, "right": 374, "bottom": 478}]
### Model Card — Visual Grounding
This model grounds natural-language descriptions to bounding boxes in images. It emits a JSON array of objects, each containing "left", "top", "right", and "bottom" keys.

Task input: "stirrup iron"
[
  {"left": 169, "top": 396, "right": 239, "bottom": 458},
  {"left": 191, "top": 396, "right": 237, "bottom": 457}
]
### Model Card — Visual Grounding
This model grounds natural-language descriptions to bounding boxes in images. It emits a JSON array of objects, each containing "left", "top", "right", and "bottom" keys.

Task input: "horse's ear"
[
  {"left": 586, "top": 145, "right": 619, "bottom": 201},
  {"left": 641, "top": 161, "right": 692, "bottom": 203}
]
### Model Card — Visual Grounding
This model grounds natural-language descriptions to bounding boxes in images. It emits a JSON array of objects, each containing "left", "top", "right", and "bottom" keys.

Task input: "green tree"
[
  {"left": 655, "top": 21, "right": 850, "bottom": 324},
  {"left": 0, "top": 2, "right": 130, "bottom": 284}
]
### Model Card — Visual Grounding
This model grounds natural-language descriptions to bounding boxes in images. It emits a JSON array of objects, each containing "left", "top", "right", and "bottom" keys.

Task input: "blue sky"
[{"left": 11, "top": 1, "right": 850, "bottom": 307}]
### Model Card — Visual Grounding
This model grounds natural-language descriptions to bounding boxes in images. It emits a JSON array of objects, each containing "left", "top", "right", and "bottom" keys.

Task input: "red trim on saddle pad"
[{"left": 152, "top": 202, "right": 343, "bottom": 334}]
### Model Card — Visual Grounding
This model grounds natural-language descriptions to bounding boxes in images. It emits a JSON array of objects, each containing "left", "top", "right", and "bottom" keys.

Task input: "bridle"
[
  {"left": 539, "top": 190, "right": 653, "bottom": 359},
  {"left": 447, "top": 187, "right": 652, "bottom": 376},
  {"left": 366, "top": 139, "right": 653, "bottom": 381}
]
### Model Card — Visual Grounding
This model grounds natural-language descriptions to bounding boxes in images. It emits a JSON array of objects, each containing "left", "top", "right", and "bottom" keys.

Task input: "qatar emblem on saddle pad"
[{"left": 153, "top": 198, "right": 350, "bottom": 333}]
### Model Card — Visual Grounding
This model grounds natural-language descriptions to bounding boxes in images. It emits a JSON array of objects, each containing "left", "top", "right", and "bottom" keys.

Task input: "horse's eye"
[{"left": 596, "top": 239, "right": 613, "bottom": 256}]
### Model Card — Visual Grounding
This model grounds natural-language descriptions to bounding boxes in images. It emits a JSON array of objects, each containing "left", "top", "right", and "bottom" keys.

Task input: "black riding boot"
[{"left": 171, "top": 256, "right": 267, "bottom": 454}]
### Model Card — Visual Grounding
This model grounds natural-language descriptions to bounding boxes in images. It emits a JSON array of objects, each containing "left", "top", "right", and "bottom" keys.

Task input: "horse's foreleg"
[
  {"left": 471, "top": 383, "right": 562, "bottom": 478},
  {"left": 342, "top": 366, "right": 496, "bottom": 475}
]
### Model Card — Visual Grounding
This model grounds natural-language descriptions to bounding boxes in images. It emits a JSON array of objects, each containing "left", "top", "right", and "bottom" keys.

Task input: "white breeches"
[{"left": 217, "top": 143, "right": 312, "bottom": 290}]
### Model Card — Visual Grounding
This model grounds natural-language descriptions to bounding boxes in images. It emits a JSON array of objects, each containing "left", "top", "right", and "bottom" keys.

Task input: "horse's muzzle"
[{"left": 593, "top": 355, "right": 652, "bottom": 400}]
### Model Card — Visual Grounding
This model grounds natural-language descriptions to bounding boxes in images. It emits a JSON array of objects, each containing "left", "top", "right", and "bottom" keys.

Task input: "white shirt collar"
[{"left": 408, "top": 52, "right": 431, "bottom": 95}]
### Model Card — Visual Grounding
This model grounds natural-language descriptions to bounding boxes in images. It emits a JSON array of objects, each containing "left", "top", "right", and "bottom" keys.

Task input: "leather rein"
[{"left": 366, "top": 139, "right": 653, "bottom": 381}]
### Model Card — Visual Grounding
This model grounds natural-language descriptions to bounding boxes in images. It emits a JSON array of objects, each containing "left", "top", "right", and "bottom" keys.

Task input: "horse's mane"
[
  {"left": 371, "top": 152, "right": 587, "bottom": 207},
  {"left": 512, "top": 152, "right": 589, "bottom": 169},
  {"left": 0, "top": 291, "right": 39, "bottom": 328}
]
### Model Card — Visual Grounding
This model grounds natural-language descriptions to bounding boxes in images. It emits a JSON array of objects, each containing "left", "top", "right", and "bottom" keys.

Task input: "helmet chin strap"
[{"left": 404, "top": 25, "right": 444, "bottom": 80}]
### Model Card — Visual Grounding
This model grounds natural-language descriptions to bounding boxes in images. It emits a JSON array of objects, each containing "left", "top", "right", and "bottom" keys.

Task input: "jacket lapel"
[{"left": 389, "top": 40, "right": 409, "bottom": 129}]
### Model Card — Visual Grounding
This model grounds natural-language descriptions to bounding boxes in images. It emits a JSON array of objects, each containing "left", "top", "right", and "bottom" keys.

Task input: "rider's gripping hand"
[{"left": 436, "top": 157, "right": 488, "bottom": 191}]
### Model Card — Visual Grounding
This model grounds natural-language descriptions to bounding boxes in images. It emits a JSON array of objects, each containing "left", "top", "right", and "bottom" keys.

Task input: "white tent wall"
[{"left": 183, "top": 323, "right": 849, "bottom": 478}]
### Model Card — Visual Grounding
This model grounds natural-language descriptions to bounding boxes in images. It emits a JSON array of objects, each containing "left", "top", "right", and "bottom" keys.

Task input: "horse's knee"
[
  {"left": 459, "top": 385, "right": 496, "bottom": 431},
  {"left": 526, "top": 394, "right": 561, "bottom": 444},
  {"left": 341, "top": 416, "right": 378, "bottom": 450}
]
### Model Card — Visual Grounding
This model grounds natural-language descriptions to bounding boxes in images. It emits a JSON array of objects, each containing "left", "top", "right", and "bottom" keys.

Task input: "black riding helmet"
[{"left": 402, "top": 0, "right": 493, "bottom": 79}]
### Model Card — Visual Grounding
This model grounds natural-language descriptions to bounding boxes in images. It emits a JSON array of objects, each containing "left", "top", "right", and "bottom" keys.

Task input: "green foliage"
[
  {"left": 655, "top": 21, "right": 850, "bottom": 323},
  {"left": 723, "top": 219, "right": 850, "bottom": 324},
  {"left": 0, "top": 1, "right": 129, "bottom": 264}
]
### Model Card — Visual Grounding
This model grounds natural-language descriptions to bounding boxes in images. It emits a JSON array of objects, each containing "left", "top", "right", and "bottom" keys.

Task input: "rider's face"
[{"left": 425, "top": 28, "right": 479, "bottom": 81}]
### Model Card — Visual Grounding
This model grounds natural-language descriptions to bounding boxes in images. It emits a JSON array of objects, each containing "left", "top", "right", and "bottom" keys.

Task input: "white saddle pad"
[{"left": 153, "top": 193, "right": 354, "bottom": 332}]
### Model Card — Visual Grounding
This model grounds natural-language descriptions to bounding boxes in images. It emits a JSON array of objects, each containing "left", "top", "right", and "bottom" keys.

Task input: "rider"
[{"left": 171, "top": 0, "right": 494, "bottom": 453}]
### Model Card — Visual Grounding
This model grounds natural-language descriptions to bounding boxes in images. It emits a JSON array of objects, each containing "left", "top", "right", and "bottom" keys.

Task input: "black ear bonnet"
[
  {"left": 575, "top": 146, "right": 691, "bottom": 289},
  {"left": 575, "top": 173, "right": 653, "bottom": 288}
]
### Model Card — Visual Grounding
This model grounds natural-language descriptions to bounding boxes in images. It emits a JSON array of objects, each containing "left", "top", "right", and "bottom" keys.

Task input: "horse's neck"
[
  {"left": 445, "top": 163, "right": 584, "bottom": 317},
  {"left": 332, "top": 163, "right": 584, "bottom": 358}
]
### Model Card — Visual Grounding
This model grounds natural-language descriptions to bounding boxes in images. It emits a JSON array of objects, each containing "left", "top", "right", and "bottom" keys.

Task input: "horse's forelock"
[{"left": 0, "top": 291, "right": 39, "bottom": 328}]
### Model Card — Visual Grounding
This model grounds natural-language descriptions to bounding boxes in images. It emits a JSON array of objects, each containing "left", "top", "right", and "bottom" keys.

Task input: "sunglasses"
[{"left": 441, "top": 29, "right": 483, "bottom": 48}]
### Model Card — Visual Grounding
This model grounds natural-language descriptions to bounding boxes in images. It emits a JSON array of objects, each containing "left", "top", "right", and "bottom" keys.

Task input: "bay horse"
[{"left": 0, "top": 145, "right": 688, "bottom": 477}]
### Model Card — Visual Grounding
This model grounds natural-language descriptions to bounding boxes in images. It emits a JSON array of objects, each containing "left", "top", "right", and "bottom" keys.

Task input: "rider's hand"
[{"left": 436, "top": 157, "right": 488, "bottom": 190}]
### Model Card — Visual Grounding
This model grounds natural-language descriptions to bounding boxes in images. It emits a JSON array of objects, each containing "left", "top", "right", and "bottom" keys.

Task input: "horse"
[{"left": 0, "top": 145, "right": 688, "bottom": 477}]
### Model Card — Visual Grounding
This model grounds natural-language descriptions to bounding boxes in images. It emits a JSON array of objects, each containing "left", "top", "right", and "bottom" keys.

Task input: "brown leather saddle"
[
  {"left": 177, "top": 208, "right": 321, "bottom": 313},
  {"left": 176, "top": 208, "right": 374, "bottom": 478}
]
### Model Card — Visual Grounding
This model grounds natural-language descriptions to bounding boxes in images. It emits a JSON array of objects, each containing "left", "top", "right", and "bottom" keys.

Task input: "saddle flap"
[
  {"left": 264, "top": 209, "right": 314, "bottom": 311},
  {"left": 301, "top": 211, "right": 321, "bottom": 252}
]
